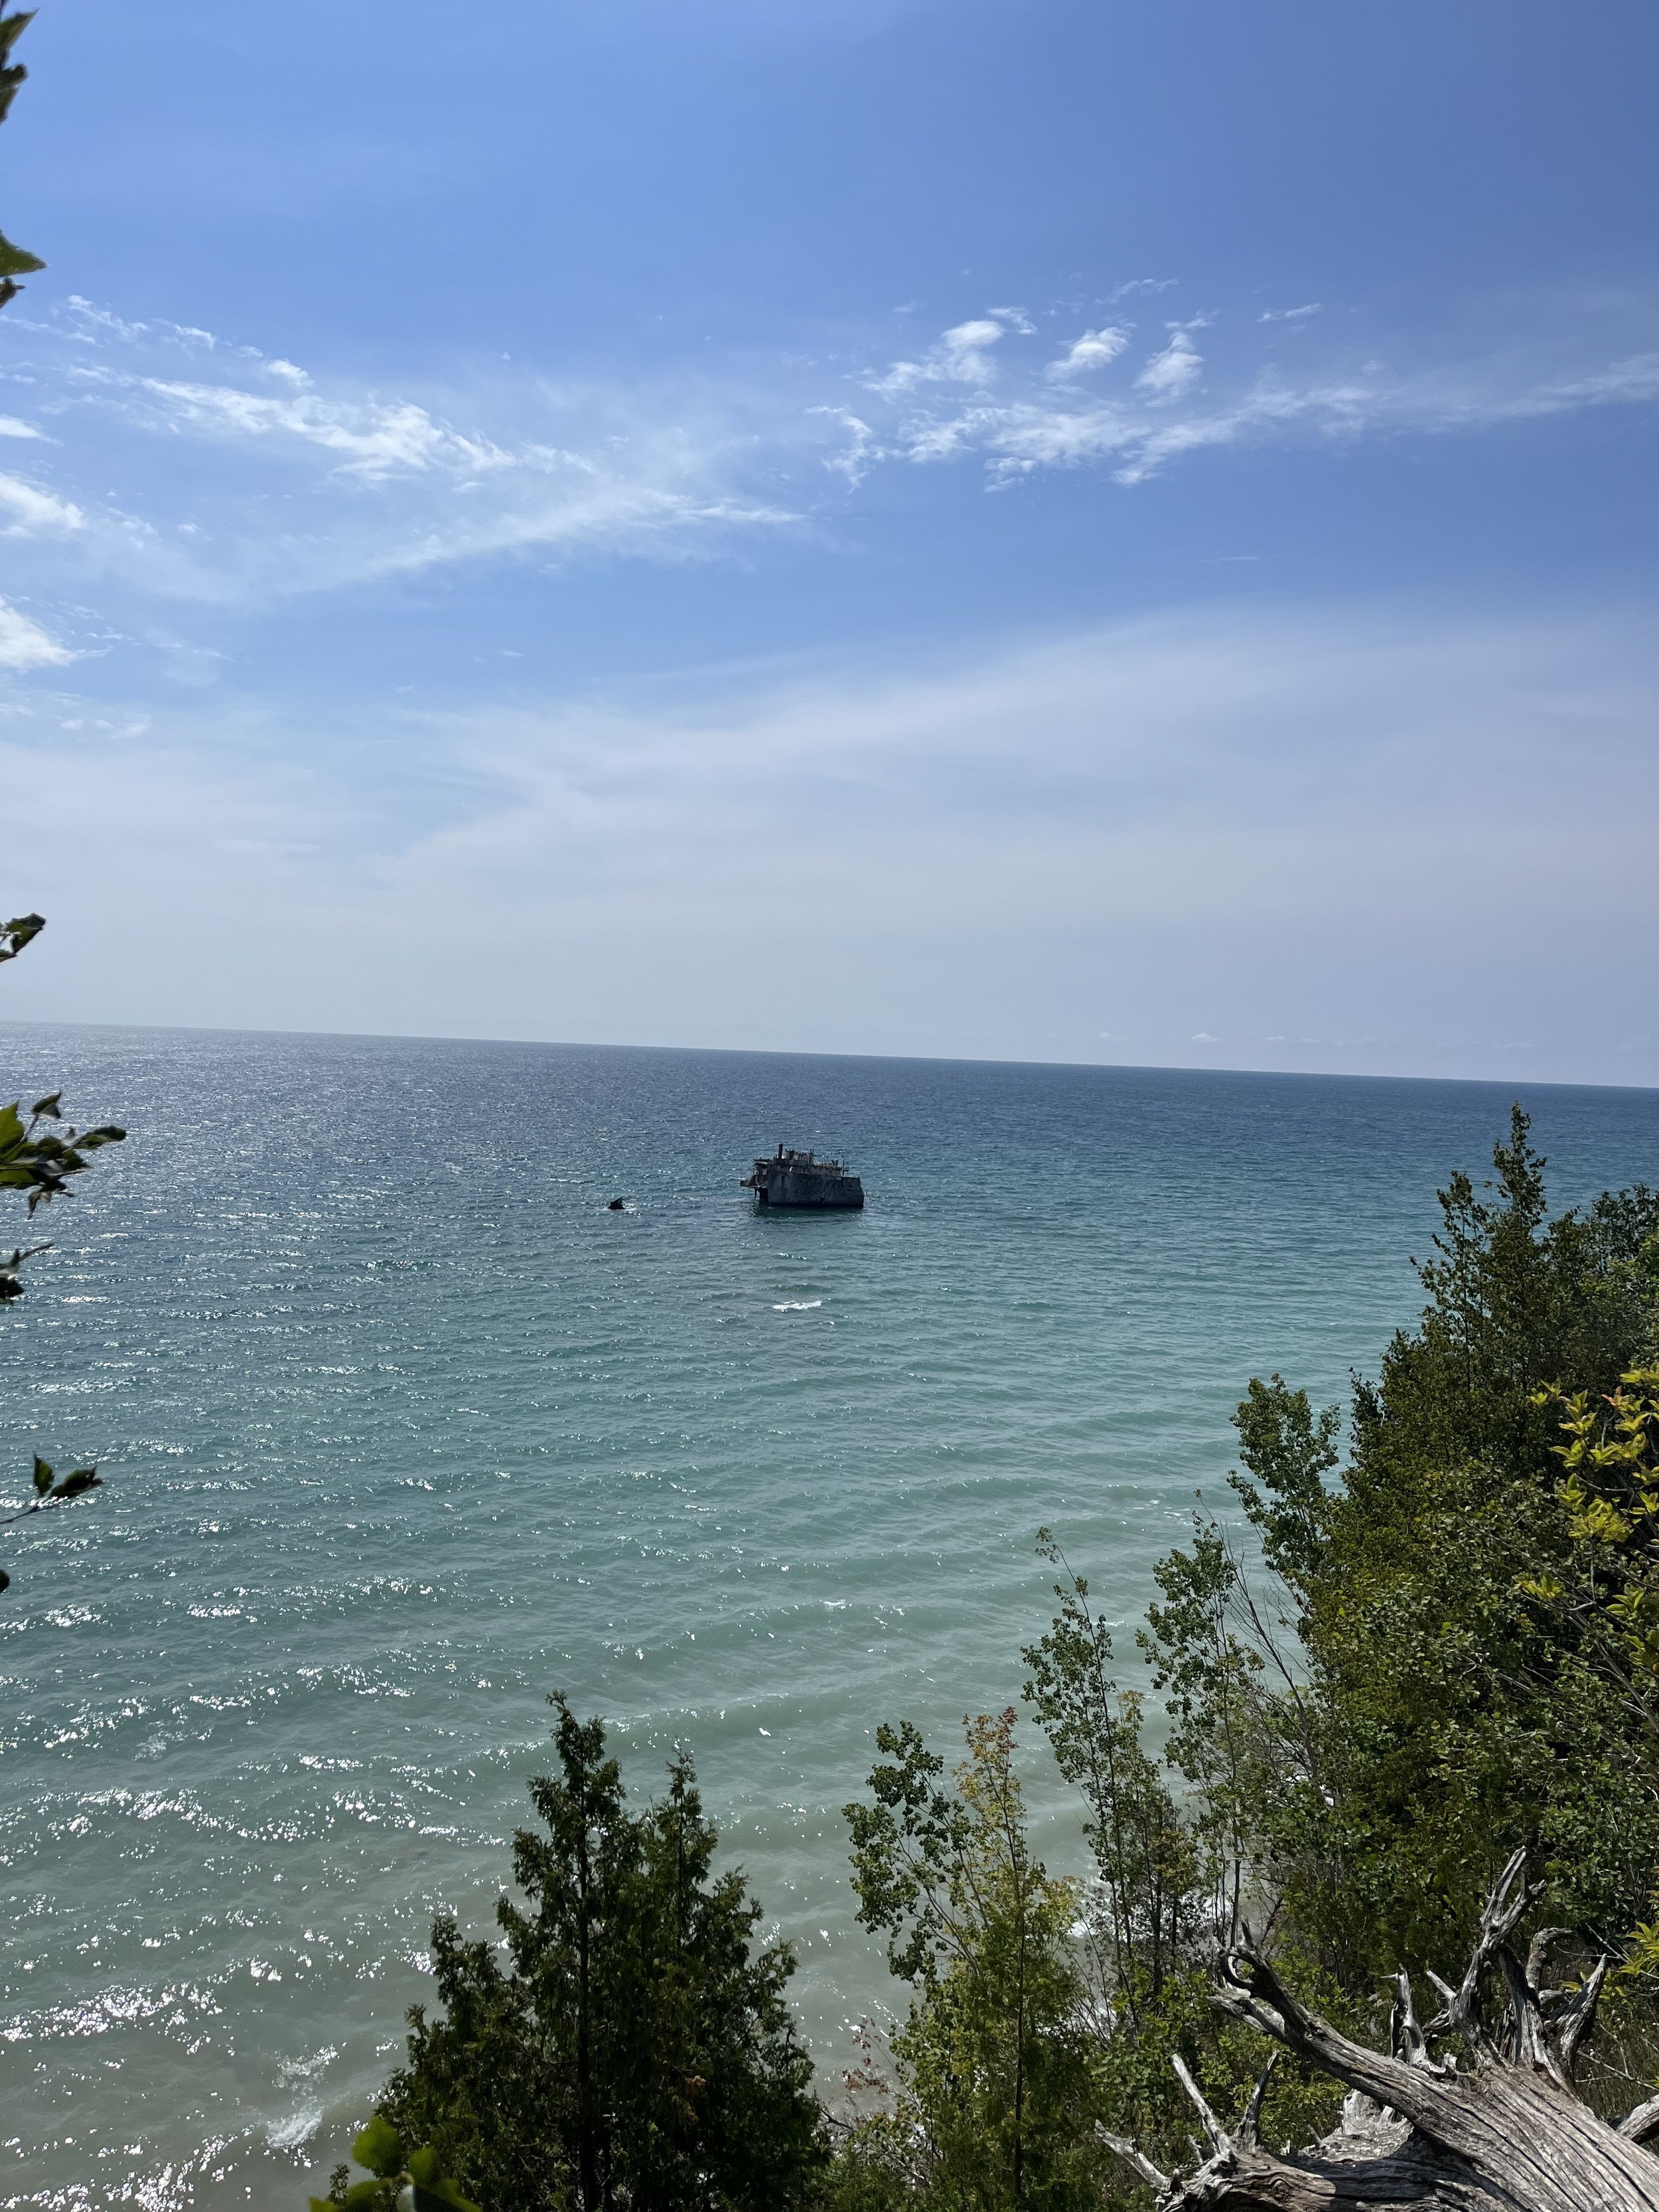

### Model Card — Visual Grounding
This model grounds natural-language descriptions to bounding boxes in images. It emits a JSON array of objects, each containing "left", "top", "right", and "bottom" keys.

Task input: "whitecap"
[
  {"left": 771, "top": 1299, "right": 823, "bottom": 1312},
  {"left": 267, "top": 2103, "right": 322, "bottom": 2150}
]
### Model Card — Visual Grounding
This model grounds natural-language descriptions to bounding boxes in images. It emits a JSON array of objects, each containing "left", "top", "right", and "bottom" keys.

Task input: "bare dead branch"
[
  {"left": 1555, "top": 1956, "right": 1608, "bottom": 2080},
  {"left": 1094, "top": 2124, "right": 1169, "bottom": 2191},
  {"left": 1423, "top": 1846, "right": 1538, "bottom": 2046},
  {"left": 1236, "top": 2053, "right": 1277, "bottom": 2150},
  {"left": 1149, "top": 1854, "right": 1659, "bottom": 2211},
  {"left": 1172, "top": 2051, "right": 1232, "bottom": 2155},
  {"left": 1392, "top": 1968, "right": 1430, "bottom": 2067}
]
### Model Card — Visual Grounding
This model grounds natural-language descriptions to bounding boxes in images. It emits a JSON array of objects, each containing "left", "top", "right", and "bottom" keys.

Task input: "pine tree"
[{"left": 380, "top": 1696, "right": 826, "bottom": 2212}]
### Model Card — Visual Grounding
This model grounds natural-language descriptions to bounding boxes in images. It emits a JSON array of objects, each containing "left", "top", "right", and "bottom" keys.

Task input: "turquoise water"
[{"left": 1, "top": 1025, "right": 1654, "bottom": 2209}]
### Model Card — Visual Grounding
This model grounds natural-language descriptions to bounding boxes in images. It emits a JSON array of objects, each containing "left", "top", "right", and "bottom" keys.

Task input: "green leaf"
[
  {"left": 0, "top": 912, "right": 44, "bottom": 960},
  {"left": 403, "top": 2148, "right": 481, "bottom": 2210},
  {"left": 0, "top": 1102, "right": 24, "bottom": 1147},
  {"left": 29, "top": 1093, "right": 60, "bottom": 1120},
  {"left": 0, "top": 11, "right": 36, "bottom": 64},
  {"left": 414, "top": 2184, "right": 480, "bottom": 2212},
  {"left": 352, "top": 2114, "right": 404, "bottom": 2178},
  {"left": 33, "top": 1455, "right": 52, "bottom": 1494},
  {"left": 0, "top": 1568, "right": 11, "bottom": 1594},
  {"left": 0, "top": 230, "right": 42, "bottom": 279},
  {"left": 50, "top": 1469, "right": 101, "bottom": 1501}
]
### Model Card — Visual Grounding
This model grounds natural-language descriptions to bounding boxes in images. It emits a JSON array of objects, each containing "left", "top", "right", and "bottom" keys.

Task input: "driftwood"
[{"left": 1102, "top": 1853, "right": 1659, "bottom": 2211}]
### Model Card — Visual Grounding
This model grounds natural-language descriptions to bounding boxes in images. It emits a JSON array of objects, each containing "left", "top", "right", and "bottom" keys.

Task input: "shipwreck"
[{"left": 742, "top": 1145, "right": 865, "bottom": 1211}]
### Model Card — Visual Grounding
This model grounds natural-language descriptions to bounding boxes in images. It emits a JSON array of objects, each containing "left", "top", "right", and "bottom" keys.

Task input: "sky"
[{"left": 0, "top": 0, "right": 1655, "bottom": 1083}]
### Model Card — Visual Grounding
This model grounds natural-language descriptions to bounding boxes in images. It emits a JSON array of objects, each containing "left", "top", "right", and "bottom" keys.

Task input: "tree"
[
  {"left": 1019, "top": 1528, "right": 1354, "bottom": 2197},
  {"left": 1021, "top": 1532, "right": 1198, "bottom": 2021},
  {"left": 0, "top": 4, "right": 45, "bottom": 307},
  {"left": 378, "top": 1695, "right": 826, "bottom": 2212},
  {"left": 837, "top": 1113, "right": 1659, "bottom": 2203},
  {"left": 1346, "top": 1105, "right": 1657, "bottom": 1511},
  {"left": 840, "top": 1708, "right": 1108, "bottom": 2212},
  {"left": 1063, "top": 1114, "right": 1659, "bottom": 2195},
  {"left": 2, "top": 913, "right": 126, "bottom": 1592},
  {"left": 1126, "top": 1112, "right": 1659, "bottom": 1997},
  {"left": 1267, "top": 1115, "right": 1659, "bottom": 1985}
]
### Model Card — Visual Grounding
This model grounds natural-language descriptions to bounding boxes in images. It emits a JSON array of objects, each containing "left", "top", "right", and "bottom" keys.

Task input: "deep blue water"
[{"left": 0, "top": 1025, "right": 1654, "bottom": 2209}]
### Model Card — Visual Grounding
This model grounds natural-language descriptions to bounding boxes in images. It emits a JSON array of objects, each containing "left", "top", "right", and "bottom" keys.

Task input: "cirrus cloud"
[{"left": 3, "top": 288, "right": 1659, "bottom": 618}]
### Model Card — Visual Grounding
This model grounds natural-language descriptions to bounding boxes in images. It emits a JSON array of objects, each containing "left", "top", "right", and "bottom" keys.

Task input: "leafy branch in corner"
[
  {"left": 0, "top": 9, "right": 44, "bottom": 307},
  {"left": 2, "top": 911, "right": 126, "bottom": 1595},
  {"left": 0, "top": 1090, "right": 128, "bottom": 1214},
  {"left": 0, "top": 1455, "right": 102, "bottom": 1591},
  {"left": 0, "top": 1090, "right": 127, "bottom": 1299},
  {"left": 1, "top": 913, "right": 46, "bottom": 963},
  {"left": 0, "top": 921, "right": 127, "bottom": 1300}
]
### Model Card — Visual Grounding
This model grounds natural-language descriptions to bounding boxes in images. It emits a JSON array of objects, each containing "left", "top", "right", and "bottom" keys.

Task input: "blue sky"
[{"left": 1, "top": 0, "right": 1655, "bottom": 1080}]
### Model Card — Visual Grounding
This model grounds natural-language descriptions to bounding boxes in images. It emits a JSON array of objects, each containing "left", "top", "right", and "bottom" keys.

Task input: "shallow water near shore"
[{"left": 1, "top": 1025, "right": 1654, "bottom": 2209}]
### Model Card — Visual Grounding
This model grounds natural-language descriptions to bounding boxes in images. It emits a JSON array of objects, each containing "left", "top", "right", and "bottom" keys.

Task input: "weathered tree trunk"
[{"left": 1102, "top": 1854, "right": 1659, "bottom": 2211}]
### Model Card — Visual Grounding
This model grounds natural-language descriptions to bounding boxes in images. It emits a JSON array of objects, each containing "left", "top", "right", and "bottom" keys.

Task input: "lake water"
[{"left": 1, "top": 1025, "right": 1654, "bottom": 2209}]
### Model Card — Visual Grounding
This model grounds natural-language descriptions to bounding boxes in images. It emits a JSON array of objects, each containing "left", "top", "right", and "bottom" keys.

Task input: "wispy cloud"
[
  {"left": 1133, "top": 327, "right": 1204, "bottom": 400},
  {"left": 3, "top": 602, "right": 1653, "bottom": 1079},
  {"left": 834, "top": 303, "right": 1659, "bottom": 486},
  {"left": 865, "top": 309, "right": 1030, "bottom": 397},
  {"left": 0, "top": 301, "right": 811, "bottom": 610},
  {"left": 3, "top": 289, "right": 1659, "bottom": 622},
  {"left": 0, "top": 473, "right": 85, "bottom": 535},
  {"left": 125, "top": 376, "right": 509, "bottom": 480},
  {"left": 811, "top": 406, "right": 881, "bottom": 485},
  {"left": 0, "top": 598, "right": 74, "bottom": 669}
]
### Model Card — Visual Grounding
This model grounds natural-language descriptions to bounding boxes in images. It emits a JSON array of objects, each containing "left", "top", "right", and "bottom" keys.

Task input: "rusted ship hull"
[{"left": 743, "top": 1149, "right": 865, "bottom": 1209}]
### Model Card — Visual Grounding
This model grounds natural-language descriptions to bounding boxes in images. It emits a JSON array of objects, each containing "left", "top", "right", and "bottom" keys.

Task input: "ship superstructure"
[{"left": 742, "top": 1145, "right": 865, "bottom": 1210}]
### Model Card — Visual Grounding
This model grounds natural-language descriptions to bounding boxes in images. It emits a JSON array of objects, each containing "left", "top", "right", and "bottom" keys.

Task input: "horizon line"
[{"left": 1, "top": 1013, "right": 1655, "bottom": 1098}]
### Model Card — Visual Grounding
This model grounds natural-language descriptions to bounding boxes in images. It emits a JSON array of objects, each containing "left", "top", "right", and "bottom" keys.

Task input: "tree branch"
[
  {"left": 1095, "top": 2125, "right": 1169, "bottom": 2191},
  {"left": 1422, "top": 1846, "right": 1537, "bottom": 2047}
]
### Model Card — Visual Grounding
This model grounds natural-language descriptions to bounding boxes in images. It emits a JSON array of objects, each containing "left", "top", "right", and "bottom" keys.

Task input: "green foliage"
[
  {"left": 1521, "top": 1369, "right": 1659, "bottom": 1983},
  {"left": 1348, "top": 1105, "right": 1656, "bottom": 1509},
  {"left": 0, "top": 227, "right": 43, "bottom": 279},
  {"left": 1017, "top": 1536, "right": 1351, "bottom": 2196},
  {"left": 841, "top": 1708, "right": 1108, "bottom": 2212},
  {"left": 1021, "top": 1534, "right": 1198, "bottom": 2014},
  {"left": 1, "top": 913, "right": 45, "bottom": 962},
  {"left": 3, "top": 912, "right": 127, "bottom": 1593},
  {"left": 308, "top": 2117, "right": 479, "bottom": 2212},
  {"left": 1130, "top": 1110, "right": 1659, "bottom": 1998},
  {"left": 1226, "top": 1375, "right": 1340, "bottom": 1591},
  {"left": 0, "top": 1455, "right": 102, "bottom": 1592},
  {"left": 1274, "top": 1120, "right": 1659, "bottom": 1982},
  {"left": 0, "top": 917, "right": 128, "bottom": 1308},
  {"left": 0, "top": 10, "right": 40, "bottom": 304},
  {"left": 0, "top": 1092, "right": 127, "bottom": 1228},
  {"left": 378, "top": 1695, "right": 826, "bottom": 2212},
  {"left": 845, "top": 1106, "right": 1659, "bottom": 2194}
]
